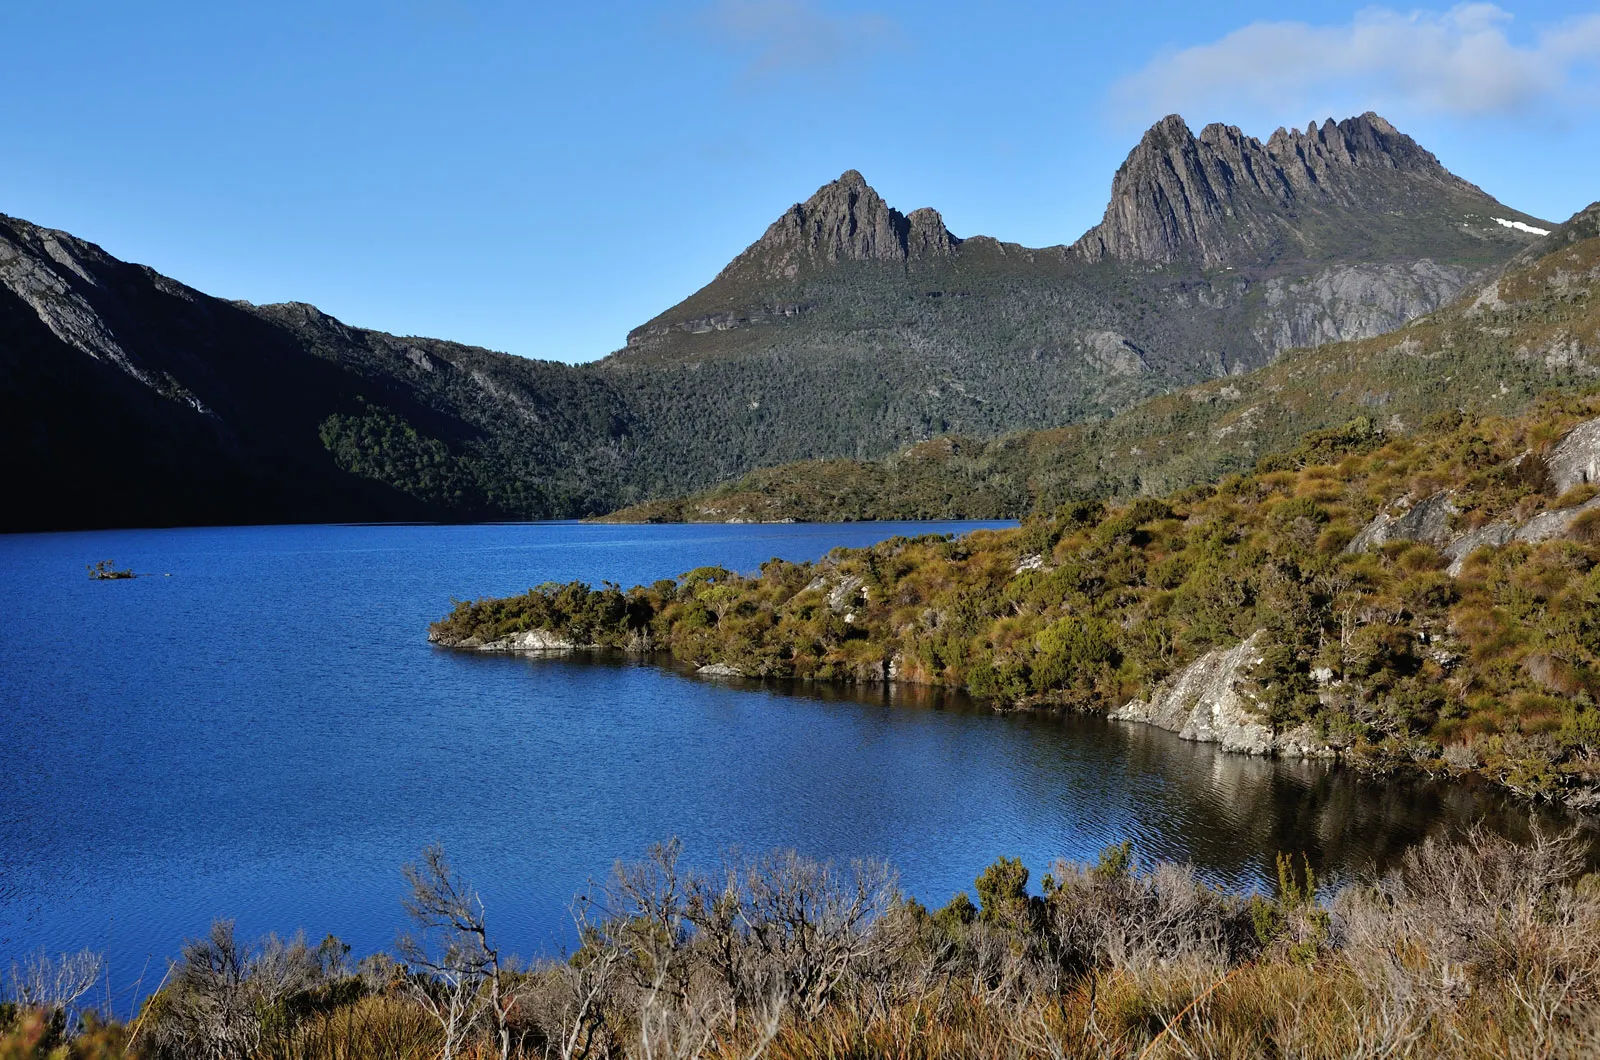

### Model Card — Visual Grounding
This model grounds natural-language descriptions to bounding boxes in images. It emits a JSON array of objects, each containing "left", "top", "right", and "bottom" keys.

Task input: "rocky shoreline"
[{"left": 429, "top": 624, "right": 1334, "bottom": 761}]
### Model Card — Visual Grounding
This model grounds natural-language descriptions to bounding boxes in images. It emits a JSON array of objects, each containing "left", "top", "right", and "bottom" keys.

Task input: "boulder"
[
  {"left": 475, "top": 629, "right": 588, "bottom": 652},
  {"left": 1548, "top": 416, "right": 1600, "bottom": 494},
  {"left": 1346, "top": 491, "right": 1457, "bottom": 553},
  {"left": 1514, "top": 495, "right": 1600, "bottom": 545},
  {"left": 1110, "top": 631, "right": 1332, "bottom": 758},
  {"left": 1444, "top": 522, "right": 1515, "bottom": 575}
]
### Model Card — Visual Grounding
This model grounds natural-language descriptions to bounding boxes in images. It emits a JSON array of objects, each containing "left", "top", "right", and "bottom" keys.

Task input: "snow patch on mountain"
[{"left": 1494, "top": 217, "right": 1551, "bottom": 236}]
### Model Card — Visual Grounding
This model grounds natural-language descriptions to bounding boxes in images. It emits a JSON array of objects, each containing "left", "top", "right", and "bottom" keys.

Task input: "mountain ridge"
[
  {"left": 0, "top": 112, "right": 1561, "bottom": 531},
  {"left": 600, "top": 200, "right": 1600, "bottom": 524},
  {"left": 1072, "top": 112, "right": 1495, "bottom": 267}
]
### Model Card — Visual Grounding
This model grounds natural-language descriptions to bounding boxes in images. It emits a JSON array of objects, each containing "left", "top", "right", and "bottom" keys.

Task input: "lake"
[{"left": 0, "top": 520, "right": 1581, "bottom": 1013}]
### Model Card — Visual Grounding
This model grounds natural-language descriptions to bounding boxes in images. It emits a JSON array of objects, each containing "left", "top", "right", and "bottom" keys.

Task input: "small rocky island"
[{"left": 86, "top": 559, "right": 136, "bottom": 580}]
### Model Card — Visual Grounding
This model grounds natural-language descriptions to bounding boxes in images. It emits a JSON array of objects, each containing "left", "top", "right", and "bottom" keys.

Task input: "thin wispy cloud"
[
  {"left": 1113, "top": 4, "right": 1600, "bottom": 126},
  {"left": 694, "top": 0, "right": 897, "bottom": 85}
]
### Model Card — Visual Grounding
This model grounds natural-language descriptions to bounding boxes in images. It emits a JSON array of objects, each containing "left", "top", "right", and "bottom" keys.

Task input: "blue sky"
[{"left": 3, "top": 1, "right": 1598, "bottom": 363}]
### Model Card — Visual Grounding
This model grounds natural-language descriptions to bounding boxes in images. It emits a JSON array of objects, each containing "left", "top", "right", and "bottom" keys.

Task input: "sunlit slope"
[{"left": 604, "top": 204, "right": 1600, "bottom": 523}]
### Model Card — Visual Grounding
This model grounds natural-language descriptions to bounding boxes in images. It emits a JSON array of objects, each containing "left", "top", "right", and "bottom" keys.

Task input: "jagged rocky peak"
[
  {"left": 1074, "top": 112, "right": 1479, "bottom": 267},
  {"left": 725, "top": 170, "right": 959, "bottom": 279}
]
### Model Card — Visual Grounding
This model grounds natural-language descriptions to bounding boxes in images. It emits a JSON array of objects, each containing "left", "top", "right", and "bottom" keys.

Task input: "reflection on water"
[{"left": 648, "top": 660, "right": 1597, "bottom": 890}]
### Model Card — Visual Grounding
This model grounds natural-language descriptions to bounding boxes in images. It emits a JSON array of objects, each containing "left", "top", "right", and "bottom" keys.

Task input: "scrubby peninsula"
[{"left": 435, "top": 396, "right": 1600, "bottom": 807}]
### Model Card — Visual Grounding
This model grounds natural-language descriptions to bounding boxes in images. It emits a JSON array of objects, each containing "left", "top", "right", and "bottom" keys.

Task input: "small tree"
[{"left": 399, "top": 844, "right": 515, "bottom": 1060}]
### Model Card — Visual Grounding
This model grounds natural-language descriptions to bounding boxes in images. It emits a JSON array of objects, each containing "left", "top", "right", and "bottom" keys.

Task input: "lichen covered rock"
[{"left": 1110, "top": 632, "right": 1331, "bottom": 758}]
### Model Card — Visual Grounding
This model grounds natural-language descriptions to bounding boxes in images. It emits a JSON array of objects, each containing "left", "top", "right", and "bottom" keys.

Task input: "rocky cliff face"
[
  {"left": 1250, "top": 261, "right": 1472, "bottom": 353},
  {"left": 1074, "top": 113, "right": 1537, "bottom": 268},
  {"left": 720, "top": 170, "right": 959, "bottom": 281}
]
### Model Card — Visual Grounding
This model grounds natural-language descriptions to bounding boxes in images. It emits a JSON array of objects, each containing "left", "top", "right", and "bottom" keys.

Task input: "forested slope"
[{"left": 607, "top": 204, "right": 1600, "bottom": 523}]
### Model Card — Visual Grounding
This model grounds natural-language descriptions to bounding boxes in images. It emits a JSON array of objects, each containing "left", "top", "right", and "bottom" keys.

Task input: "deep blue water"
[{"left": 0, "top": 520, "right": 1573, "bottom": 1014}]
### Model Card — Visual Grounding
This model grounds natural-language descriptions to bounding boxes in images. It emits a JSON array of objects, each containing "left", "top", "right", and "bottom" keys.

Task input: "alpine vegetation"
[{"left": 6, "top": 829, "right": 1598, "bottom": 1059}]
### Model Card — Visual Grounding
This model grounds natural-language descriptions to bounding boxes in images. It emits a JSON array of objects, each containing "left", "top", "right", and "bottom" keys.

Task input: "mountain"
[
  {"left": 1074, "top": 113, "right": 1510, "bottom": 267},
  {"left": 603, "top": 202, "right": 1600, "bottom": 523},
  {"left": 0, "top": 216, "right": 645, "bottom": 530},
  {"left": 597, "top": 113, "right": 1545, "bottom": 482},
  {"left": 0, "top": 113, "right": 1555, "bottom": 531}
]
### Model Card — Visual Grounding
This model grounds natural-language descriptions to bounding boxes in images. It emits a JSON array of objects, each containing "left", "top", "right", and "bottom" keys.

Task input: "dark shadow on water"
[{"left": 461, "top": 648, "right": 1600, "bottom": 889}]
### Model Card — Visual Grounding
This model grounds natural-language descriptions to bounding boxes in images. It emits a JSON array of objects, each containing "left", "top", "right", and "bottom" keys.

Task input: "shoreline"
[{"left": 428, "top": 634, "right": 1600, "bottom": 814}]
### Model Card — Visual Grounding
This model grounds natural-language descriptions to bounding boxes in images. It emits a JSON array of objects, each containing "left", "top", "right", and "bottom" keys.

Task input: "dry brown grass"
[{"left": 7, "top": 828, "right": 1598, "bottom": 1060}]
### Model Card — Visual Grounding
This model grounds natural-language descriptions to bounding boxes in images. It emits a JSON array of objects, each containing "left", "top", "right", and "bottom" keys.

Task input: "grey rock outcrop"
[
  {"left": 1441, "top": 499, "right": 1600, "bottom": 574},
  {"left": 1251, "top": 262, "right": 1471, "bottom": 353},
  {"left": 1444, "top": 523, "right": 1515, "bottom": 575},
  {"left": 1341, "top": 416, "right": 1600, "bottom": 574},
  {"left": 1346, "top": 491, "right": 1458, "bottom": 553},
  {"left": 1108, "top": 632, "right": 1330, "bottom": 757},
  {"left": 465, "top": 629, "right": 590, "bottom": 652},
  {"left": 696, "top": 662, "right": 747, "bottom": 678},
  {"left": 826, "top": 574, "right": 865, "bottom": 615},
  {"left": 1514, "top": 496, "right": 1600, "bottom": 545},
  {"left": 1549, "top": 417, "right": 1600, "bottom": 494},
  {"left": 1080, "top": 331, "right": 1149, "bottom": 376},
  {"left": 1073, "top": 113, "right": 1539, "bottom": 268}
]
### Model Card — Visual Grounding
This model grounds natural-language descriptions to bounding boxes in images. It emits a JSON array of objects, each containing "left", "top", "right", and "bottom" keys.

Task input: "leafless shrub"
[
  {"left": 4, "top": 947, "right": 104, "bottom": 1033},
  {"left": 87, "top": 832, "right": 1600, "bottom": 1059},
  {"left": 1043, "top": 854, "right": 1244, "bottom": 977},
  {"left": 144, "top": 920, "right": 321, "bottom": 1060},
  {"left": 734, "top": 850, "right": 897, "bottom": 1018},
  {"left": 1331, "top": 823, "right": 1600, "bottom": 1058},
  {"left": 399, "top": 843, "right": 519, "bottom": 1060}
]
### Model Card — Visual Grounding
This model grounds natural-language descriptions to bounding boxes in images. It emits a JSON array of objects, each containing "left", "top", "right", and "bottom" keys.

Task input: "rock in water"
[{"left": 1109, "top": 632, "right": 1330, "bottom": 757}]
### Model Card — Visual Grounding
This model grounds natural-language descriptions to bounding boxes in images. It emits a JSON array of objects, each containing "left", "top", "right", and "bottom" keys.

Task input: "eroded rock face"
[
  {"left": 1346, "top": 491, "right": 1458, "bottom": 553},
  {"left": 1109, "top": 632, "right": 1330, "bottom": 757},
  {"left": 1073, "top": 113, "right": 1487, "bottom": 268},
  {"left": 1250, "top": 262, "right": 1471, "bottom": 354},
  {"left": 1549, "top": 418, "right": 1600, "bottom": 494}
]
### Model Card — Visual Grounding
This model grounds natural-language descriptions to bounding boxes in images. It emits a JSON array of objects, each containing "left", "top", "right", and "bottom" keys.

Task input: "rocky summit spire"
[
  {"left": 1074, "top": 112, "right": 1476, "bottom": 268},
  {"left": 723, "top": 171, "right": 959, "bottom": 280}
]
